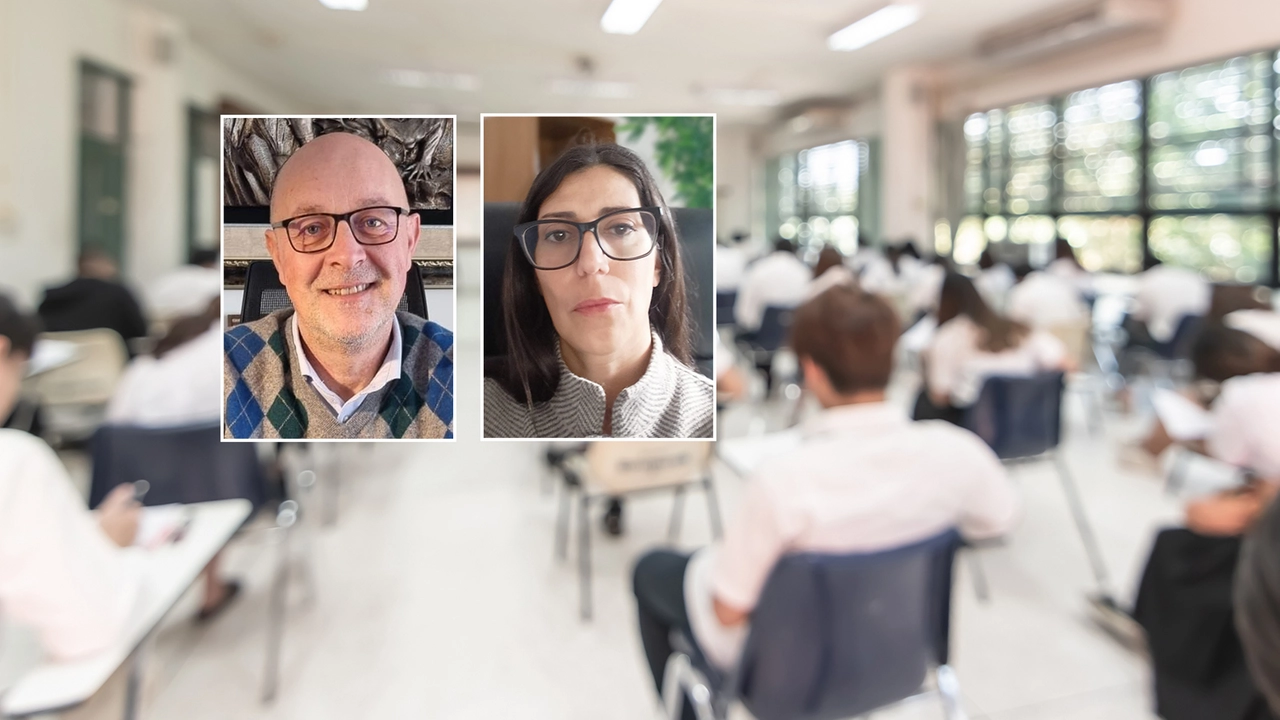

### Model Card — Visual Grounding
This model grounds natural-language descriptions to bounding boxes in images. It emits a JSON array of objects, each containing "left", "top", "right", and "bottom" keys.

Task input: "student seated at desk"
[
  {"left": 106, "top": 298, "right": 242, "bottom": 621},
  {"left": 1131, "top": 324, "right": 1280, "bottom": 473},
  {"left": 914, "top": 272, "right": 1072, "bottom": 426},
  {"left": 631, "top": 285, "right": 1019, "bottom": 719},
  {"left": 1237, "top": 494, "right": 1280, "bottom": 717},
  {"left": 0, "top": 294, "right": 141, "bottom": 660}
]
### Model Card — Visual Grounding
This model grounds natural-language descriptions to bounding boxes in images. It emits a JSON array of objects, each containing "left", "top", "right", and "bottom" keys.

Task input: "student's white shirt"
[
  {"left": 1006, "top": 272, "right": 1089, "bottom": 331},
  {"left": 927, "top": 315, "right": 1068, "bottom": 407},
  {"left": 905, "top": 264, "right": 946, "bottom": 317},
  {"left": 1133, "top": 265, "right": 1211, "bottom": 343},
  {"left": 734, "top": 252, "right": 812, "bottom": 331},
  {"left": 1046, "top": 258, "right": 1093, "bottom": 296},
  {"left": 684, "top": 402, "right": 1019, "bottom": 669},
  {"left": 106, "top": 322, "right": 222, "bottom": 427},
  {"left": 291, "top": 317, "right": 402, "bottom": 423},
  {"left": 144, "top": 265, "right": 221, "bottom": 321},
  {"left": 1206, "top": 373, "right": 1280, "bottom": 479},
  {"left": 715, "top": 245, "right": 749, "bottom": 292},
  {"left": 805, "top": 266, "right": 856, "bottom": 300},
  {"left": 974, "top": 264, "right": 1016, "bottom": 312},
  {"left": 0, "top": 430, "right": 139, "bottom": 660},
  {"left": 1225, "top": 309, "right": 1280, "bottom": 352}
]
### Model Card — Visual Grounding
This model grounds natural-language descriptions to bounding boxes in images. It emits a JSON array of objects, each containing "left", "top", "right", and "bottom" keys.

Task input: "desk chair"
[
  {"left": 238, "top": 260, "right": 427, "bottom": 324},
  {"left": 22, "top": 329, "right": 128, "bottom": 445},
  {"left": 663, "top": 529, "right": 965, "bottom": 720},
  {"left": 715, "top": 291, "right": 737, "bottom": 326},
  {"left": 963, "top": 372, "right": 1112, "bottom": 598},
  {"left": 739, "top": 305, "right": 796, "bottom": 395},
  {"left": 556, "top": 442, "right": 722, "bottom": 620}
]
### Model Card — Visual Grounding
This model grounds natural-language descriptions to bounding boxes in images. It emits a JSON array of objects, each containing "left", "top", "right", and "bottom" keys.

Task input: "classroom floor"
[{"left": 71, "top": 285, "right": 1182, "bottom": 720}]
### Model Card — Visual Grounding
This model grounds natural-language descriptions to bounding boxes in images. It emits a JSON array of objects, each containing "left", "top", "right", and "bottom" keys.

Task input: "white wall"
[
  {"left": 715, "top": 124, "right": 753, "bottom": 241},
  {"left": 0, "top": 0, "right": 306, "bottom": 309}
]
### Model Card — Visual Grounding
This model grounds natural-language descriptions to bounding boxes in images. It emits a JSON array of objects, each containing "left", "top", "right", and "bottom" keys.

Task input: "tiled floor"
[{"left": 46, "top": 289, "right": 1182, "bottom": 719}]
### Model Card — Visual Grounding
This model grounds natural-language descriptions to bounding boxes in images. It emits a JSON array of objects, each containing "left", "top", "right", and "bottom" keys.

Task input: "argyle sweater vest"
[{"left": 223, "top": 310, "right": 453, "bottom": 439}]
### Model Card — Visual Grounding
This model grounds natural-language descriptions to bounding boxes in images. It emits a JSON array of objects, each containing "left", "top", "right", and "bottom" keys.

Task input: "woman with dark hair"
[
  {"left": 484, "top": 143, "right": 714, "bottom": 438},
  {"left": 915, "top": 272, "right": 1071, "bottom": 425},
  {"left": 805, "top": 245, "right": 855, "bottom": 299}
]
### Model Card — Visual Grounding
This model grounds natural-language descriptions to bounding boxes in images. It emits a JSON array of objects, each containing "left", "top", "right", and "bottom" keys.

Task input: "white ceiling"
[{"left": 141, "top": 0, "right": 1075, "bottom": 124}]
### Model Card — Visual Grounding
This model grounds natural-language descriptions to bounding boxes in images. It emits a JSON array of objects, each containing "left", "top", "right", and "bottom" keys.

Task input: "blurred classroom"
[{"left": 3, "top": 0, "right": 1280, "bottom": 719}]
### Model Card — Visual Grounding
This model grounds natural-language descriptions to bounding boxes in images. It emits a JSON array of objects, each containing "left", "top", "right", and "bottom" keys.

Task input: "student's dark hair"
[
  {"left": 1191, "top": 323, "right": 1280, "bottom": 382},
  {"left": 153, "top": 298, "right": 219, "bottom": 360},
  {"left": 0, "top": 293, "right": 41, "bottom": 358},
  {"left": 978, "top": 249, "right": 996, "bottom": 270},
  {"left": 813, "top": 246, "right": 844, "bottom": 279},
  {"left": 936, "top": 271, "right": 1028, "bottom": 353},
  {"left": 773, "top": 237, "right": 796, "bottom": 255},
  {"left": 1236, "top": 496, "right": 1280, "bottom": 715},
  {"left": 791, "top": 285, "right": 900, "bottom": 395},
  {"left": 1054, "top": 236, "right": 1082, "bottom": 267},
  {"left": 493, "top": 143, "right": 693, "bottom": 404},
  {"left": 189, "top": 248, "right": 219, "bottom": 267},
  {"left": 899, "top": 240, "right": 921, "bottom": 260}
]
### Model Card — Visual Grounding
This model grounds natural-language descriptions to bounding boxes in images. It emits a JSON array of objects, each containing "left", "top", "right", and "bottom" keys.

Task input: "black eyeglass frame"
[
  {"left": 270, "top": 205, "right": 409, "bottom": 254},
  {"left": 513, "top": 206, "right": 664, "bottom": 270}
]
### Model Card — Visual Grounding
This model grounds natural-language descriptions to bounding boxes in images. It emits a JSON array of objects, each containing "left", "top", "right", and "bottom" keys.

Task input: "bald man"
[{"left": 224, "top": 132, "right": 454, "bottom": 439}]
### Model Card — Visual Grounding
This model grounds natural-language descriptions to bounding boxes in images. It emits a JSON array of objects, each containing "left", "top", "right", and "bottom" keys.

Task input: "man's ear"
[
  {"left": 264, "top": 228, "right": 286, "bottom": 283},
  {"left": 403, "top": 211, "right": 421, "bottom": 258}
]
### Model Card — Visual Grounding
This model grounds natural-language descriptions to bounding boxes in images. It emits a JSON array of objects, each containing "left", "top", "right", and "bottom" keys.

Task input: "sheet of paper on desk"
[
  {"left": 25, "top": 340, "right": 79, "bottom": 377},
  {"left": 134, "top": 504, "right": 189, "bottom": 550},
  {"left": 1151, "top": 388, "right": 1213, "bottom": 442}
]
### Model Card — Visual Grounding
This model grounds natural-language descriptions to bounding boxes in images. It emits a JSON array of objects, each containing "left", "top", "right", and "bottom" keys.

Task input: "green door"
[{"left": 77, "top": 61, "right": 130, "bottom": 267}]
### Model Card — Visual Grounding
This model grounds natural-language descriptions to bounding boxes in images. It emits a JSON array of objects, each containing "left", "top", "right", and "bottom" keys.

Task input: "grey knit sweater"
[
  {"left": 224, "top": 310, "right": 453, "bottom": 439},
  {"left": 483, "top": 333, "right": 715, "bottom": 439}
]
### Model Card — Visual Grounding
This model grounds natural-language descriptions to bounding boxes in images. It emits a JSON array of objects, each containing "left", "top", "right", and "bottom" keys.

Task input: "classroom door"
[{"left": 77, "top": 61, "right": 130, "bottom": 267}]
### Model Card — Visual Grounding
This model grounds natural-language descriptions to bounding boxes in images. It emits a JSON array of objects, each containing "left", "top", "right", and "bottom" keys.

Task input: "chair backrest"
[
  {"left": 1047, "top": 319, "right": 1092, "bottom": 369},
  {"left": 580, "top": 441, "right": 713, "bottom": 494},
  {"left": 736, "top": 529, "right": 961, "bottom": 720},
  {"left": 963, "top": 372, "right": 1065, "bottom": 460},
  {"left": 754, "top": 306, "right": 796, "bottom": 352},
  {"left": 23, "top": 330, "right": 128, "bottom": 406},
  {"left": 482, "top": 203, "right": 715, "bottom": 376},
  {"left": 238, "top": 260, "right": 427, "bottom": 324},
  {"left": 89, "top": 423, "right": 265, "bottom": 511},
  {"left": 716, "top": 290, "right": 738, "bottom": 326},
  {"left": 1162, "top": 313, "right": 1204, "bottom": 361}
]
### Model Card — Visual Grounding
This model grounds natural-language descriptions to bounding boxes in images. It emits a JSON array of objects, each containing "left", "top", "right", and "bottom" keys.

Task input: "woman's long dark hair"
[
  {"left": 492, "top": 143, "right": 693, "bottom": 404},
  {"left": 936, "top": 271, "right": 1028, "bottom": 353}
]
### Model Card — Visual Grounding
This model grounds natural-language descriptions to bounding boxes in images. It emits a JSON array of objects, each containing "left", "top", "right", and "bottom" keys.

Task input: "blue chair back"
[
  {"left": 752, "top": 306, "right": 795, "bottom": 352},
  {"left": 735, "top": 529, "right": 960, "bottom": 720},
  {"left": 89, "top": 423, "right": 266, "bottom": 511},
  {"left": 963, "top": 372, "right": 1064, "bottom": 460},
  {"left": 716, "top": 291, "right": 738, "bottom": 326}
]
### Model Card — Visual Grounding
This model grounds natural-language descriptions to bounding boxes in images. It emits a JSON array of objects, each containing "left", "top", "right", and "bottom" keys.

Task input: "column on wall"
[{"left": 880, "top": 67, "right": 936, "bottom": 253}]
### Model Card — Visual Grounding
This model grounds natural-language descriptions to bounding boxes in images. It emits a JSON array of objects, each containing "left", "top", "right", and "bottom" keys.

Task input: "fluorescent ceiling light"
[
  {"left": 703, "top": 87, "right": 781, "bottom": 107},
  {"left": 549, "top": 78, "right": 635, "bottom": 99},
  {"left": 828, "top": 4, "right": 921, "bottom": 51},
  {"left": 601, "top": 0, "right": 663, "bottom": 34},
  {"left": 319, "top": 0, "right": 367, "bottom": 10},
  {"left": 385, "top": 69, "right": 480, "bottom": 92}
]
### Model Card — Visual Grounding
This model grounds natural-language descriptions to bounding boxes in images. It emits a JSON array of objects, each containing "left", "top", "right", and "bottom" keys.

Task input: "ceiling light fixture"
[
  {"left": 600, "top": 0, "right": 664, "bottom": 35},
  {"left": 828, "top": 3, "right": 921, "bottom": 51},
  {"left": 385, "top": 69, "right": 480, "bottom": 92},
  {"left": 549, "top": 78, "right": 635, "bottom": 99},
  {"left": 319, "top": 0, "right": 368, "bottom": 10}
]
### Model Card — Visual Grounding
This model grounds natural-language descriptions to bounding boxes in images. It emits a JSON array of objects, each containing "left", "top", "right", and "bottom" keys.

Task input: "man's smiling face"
[{"left": 266, "top": 132, "right": 420, "bottom": 352}]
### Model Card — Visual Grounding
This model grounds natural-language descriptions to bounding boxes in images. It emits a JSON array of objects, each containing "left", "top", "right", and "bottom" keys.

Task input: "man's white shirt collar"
[{"left": 290, "top": 315, "right": 402, "bottom": 423}]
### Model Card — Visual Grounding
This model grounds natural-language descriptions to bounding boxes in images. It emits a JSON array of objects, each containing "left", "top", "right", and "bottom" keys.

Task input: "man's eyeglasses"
[
  {"left": 513, "top": 207, "right": 662, "bottom": 271},
  {"left": 271, "top": 205, "right": 408, "bottom": 254}
]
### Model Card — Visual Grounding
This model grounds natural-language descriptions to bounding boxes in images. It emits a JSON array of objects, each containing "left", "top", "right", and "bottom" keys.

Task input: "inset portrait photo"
[
  {"left": 481, "top": 115, "right": 715, "bottom": 439},
  {"left": 221, "top": 116, "right": 455, "bottom": 440}
]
